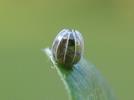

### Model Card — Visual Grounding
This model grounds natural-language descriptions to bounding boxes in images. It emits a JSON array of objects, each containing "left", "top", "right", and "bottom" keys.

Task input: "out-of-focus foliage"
[{"left": 0, "top": 0, "right": 133, "bottom": 100}]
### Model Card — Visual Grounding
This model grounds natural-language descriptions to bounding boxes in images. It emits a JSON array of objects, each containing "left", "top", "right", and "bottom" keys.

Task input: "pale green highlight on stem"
[{"left": 44, "top": 48, "right": 116, "bottom": 100}]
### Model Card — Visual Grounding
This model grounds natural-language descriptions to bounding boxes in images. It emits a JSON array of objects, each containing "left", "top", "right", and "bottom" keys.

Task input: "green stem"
[{"left": 43, "top": 48, "right": 116, "bottom": 100}]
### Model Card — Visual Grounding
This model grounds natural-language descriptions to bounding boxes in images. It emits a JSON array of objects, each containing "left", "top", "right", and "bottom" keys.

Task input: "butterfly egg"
[{"left": 51, "top": 29, "right": 84, "bottom": 67}]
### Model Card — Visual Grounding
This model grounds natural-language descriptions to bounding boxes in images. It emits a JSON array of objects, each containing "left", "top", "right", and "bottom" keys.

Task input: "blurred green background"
[{"left": 0, "top": 0, "right": 133, "bottom": 100}]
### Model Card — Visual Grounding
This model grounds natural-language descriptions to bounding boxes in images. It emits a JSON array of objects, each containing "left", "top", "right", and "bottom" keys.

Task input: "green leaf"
[{"left": 43, "top": 48, "right": 116, "bottom": 100}]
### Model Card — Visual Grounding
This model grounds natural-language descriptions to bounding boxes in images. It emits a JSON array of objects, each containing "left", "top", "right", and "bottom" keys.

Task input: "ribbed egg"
[{"left": 52, "top": 29, "right": 84, "bottom": 67}]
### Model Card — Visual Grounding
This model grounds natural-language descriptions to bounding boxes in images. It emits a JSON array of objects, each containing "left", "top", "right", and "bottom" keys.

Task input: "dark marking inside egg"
[
  {"left": 64, "top": 38, "right": 75, "bottom": 66},
  {"left": 57, "top": 38, "right": 67, "bottom": 64}
]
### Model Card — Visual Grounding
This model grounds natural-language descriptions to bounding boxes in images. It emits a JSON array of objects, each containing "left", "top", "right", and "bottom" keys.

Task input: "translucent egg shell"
[{"left": 52, "top": 29, "right": 84, "bottom": 67}]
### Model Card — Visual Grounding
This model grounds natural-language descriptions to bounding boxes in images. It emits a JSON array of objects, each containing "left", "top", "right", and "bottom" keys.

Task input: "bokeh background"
[{"left": 0, "top": 0, "right": 134, "bottom": 100}]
